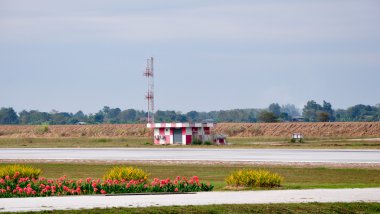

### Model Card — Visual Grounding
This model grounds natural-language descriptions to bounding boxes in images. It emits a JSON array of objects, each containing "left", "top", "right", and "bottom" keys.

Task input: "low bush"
[
  {"left": 191, "top": 139, "right": 203, "bottom": 145},
  {"left": 290, "top": 138, "right": 304, "bottom": 143},
  {"left": 0, "top": 175, "right": 213, "bottom": 198},
  {"left": 35, "top": 124, "right": 49, "bottom": 135},
  {"left": 204, "top": 141, "right": 213, "bottom": 145},
  {"left": 0, "top": 165, "right": 41, "bottom": 179},
  {"left": 103, "top": 166, "right": 149, "bottom": 181},
  {"left": 226, "top": 169, "right": 283, "bottom": 188}
]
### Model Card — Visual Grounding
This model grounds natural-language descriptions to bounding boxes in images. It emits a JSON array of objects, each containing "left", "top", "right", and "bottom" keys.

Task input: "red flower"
[
  {"left": 100, "top": 190, "right": 106, "bottom": 194},
  {"left": 13, "top": 171, "right": 20, "bottom": 178},
  {"left": 86, "top": 177, "right": 92, "bottom": 183},
  {"left": 174, "top": 188, "right": 178, "bottom": 192}
]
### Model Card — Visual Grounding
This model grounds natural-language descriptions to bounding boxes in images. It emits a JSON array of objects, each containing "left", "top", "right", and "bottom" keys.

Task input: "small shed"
[{"left": 147, "top": 122, "right": 214, "bottom": 145}]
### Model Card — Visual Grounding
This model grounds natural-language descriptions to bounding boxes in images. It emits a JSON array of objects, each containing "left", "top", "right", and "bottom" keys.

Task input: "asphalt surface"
[
  {"left": 1, "top": 148, "right": 380, "bottom": 163},
  {"left": 1, "top": 188, "right": 379, "bottom": 212}
]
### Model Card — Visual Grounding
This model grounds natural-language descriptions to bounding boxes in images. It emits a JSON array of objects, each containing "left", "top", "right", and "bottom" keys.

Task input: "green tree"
[
  {"left": 19, "top": 110, "right": 50, "bottom": 124},
  {"left": 316, "top": 111, "right": 330, "bottom": 122},
  {"left": 302, "top": 100, "right": 322, "bottom": 122},
  {"left": 268, "top": 103, "right": 281, "bottom": 117},
  {"left": 347, "top": 104, "right": 378, "bottom": 121},
  {"left": 322, "top": 101, "right": 334, "bottom": 121},
  {"left": 186, "top": 111, "right": 199, "bottom": 122},
  {"left": 0, "top": 107, "right": 19, "bottom": 124},
  {"left": 119, "top": 109, "right": 137, "bottom": 123},
  {"left": 258, "top": 111, "right": 277, "bottom": 123},
  {"left": 281, "top": 104, "right": 300, "bottom": 117},
  {"left": 50, "top": 112, "right": 72, "bottom": 124}
]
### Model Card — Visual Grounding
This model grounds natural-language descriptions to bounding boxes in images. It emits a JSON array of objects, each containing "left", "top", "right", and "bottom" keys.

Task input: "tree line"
[{"left": 0, "top": 101, "right": 379, "bottom": 125}]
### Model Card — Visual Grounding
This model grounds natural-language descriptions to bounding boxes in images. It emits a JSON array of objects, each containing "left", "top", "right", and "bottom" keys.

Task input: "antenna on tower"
[{"left": 143, "top": 57, "right": 154, "bottom": 123}]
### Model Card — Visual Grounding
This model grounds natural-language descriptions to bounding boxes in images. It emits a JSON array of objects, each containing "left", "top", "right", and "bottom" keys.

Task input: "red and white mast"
[{"left": 143, "top": 57, "right": 154, "bottom": 123}]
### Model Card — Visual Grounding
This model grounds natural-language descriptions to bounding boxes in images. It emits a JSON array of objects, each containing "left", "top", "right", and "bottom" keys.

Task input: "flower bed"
[{"left": 0, "top": 174, "right": 213, "bottom": 198}]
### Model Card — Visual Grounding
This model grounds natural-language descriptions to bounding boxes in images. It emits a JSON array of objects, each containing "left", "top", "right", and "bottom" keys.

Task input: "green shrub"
[
  {"left": 204, "top": 141, "right": 213, "bottom": 145},
  {"left": 93, "top": 138, "right": 111, "bottom": 143},
  {"left": 35, "top": 124, "right": 49, "bottom": 135},
  {"left": 0, "top": 164, "right": 41, "bottom": 179},
  {"left": 226, "top": 169, "right": 283, "bottom": 188},
  {"left": 191, "top": 139, "right": 203, "bottom": 145},
  {"left": 290, "top": 138, "right": 304, "bottom": 143},
  {"left": 103, "top": 166, "right": 149, "bottom": 181}
]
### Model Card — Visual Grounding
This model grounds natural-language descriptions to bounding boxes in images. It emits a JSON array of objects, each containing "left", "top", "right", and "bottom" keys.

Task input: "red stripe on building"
[
  {"left": 159, "top": 128, "right": 165, "bottom": 135},
  {"left": 204, "top": 127, "right": 210, "bottom": 135},
  {"left": 186, "top": 135, "right": 192, "bottom": 145}
]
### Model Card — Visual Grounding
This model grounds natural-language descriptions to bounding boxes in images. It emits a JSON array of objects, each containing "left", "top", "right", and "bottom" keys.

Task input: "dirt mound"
[
  {"left": 214, "top": 122, "right": 380, "bottom": 138},
  {"left": 0, "top": 122, "right": 379, "bottom": 138},
  {"left": 0, "top": 124, "right": 151, "bottom": 138}
]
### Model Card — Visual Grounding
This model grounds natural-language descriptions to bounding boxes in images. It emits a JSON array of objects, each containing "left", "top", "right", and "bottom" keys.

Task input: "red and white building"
[{"left": 147, "top": 122, "right": 214, "bottom": 145}]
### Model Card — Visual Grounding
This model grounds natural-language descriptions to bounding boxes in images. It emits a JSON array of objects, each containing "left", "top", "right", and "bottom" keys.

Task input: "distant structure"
[
  {"left": 143, "top": 57, "right": 154, "bottom": 123},
  {"left": 147, "top": 122, "right": 214, "bottom": 145},
  {"left": 143, "top": 58, "right": 227, "bottom": 145}
]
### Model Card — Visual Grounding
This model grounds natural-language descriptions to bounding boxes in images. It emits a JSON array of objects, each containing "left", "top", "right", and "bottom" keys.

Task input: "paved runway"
[
  {"left": 1, "top": 188, "right": 379, "bottom": 212},
  {"left": 1, "top": 148, "right": 380, "bottom": 163}
]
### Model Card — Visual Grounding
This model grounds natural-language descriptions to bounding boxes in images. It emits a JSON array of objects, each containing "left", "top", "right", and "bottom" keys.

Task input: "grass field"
[
  {"left": 0, "top": 137, "right": 380, "bottom": 149},
  {"left": 6, "top": 203, "right": 380, "bottom": 214},
  {"left": 2, "top": 162, "right": 380, "bottom": 190}
]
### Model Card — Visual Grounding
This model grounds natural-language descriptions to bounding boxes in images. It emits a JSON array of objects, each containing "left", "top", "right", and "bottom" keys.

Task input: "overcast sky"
[{"left": 1, "top": 0, "right": 379, "bottom": 114}]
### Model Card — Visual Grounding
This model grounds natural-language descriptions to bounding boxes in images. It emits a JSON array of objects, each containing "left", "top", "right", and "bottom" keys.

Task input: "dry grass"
[{"left": 1, "top": 122, "right": 380, "bottom": 138}]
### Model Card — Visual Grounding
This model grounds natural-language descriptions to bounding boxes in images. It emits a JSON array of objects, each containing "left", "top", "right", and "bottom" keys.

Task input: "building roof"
[{"left": 147, "top": 122, "right": 214, "bottom": 128}]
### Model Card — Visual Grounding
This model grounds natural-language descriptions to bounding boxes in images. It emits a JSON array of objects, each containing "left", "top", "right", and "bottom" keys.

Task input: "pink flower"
[
  {"left": 86, "top": 177, "right": 92, "bottom": 183},
  {"left": 100, "top": 190, "right": 106, "bottom": 194},
  {"left": 93, "top": 188, "right": 98, "bottom": 193},
  {"left": 174, "top": 188, "right": 178, "bottom": 192},
  {"left": 5, "top": 175, "right": 10, "bottom": 180}
]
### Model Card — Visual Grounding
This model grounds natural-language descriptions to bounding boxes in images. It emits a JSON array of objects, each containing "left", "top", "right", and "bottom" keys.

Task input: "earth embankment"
[{"left": 0, "top": 122, "right": 379, "bottom": 138}]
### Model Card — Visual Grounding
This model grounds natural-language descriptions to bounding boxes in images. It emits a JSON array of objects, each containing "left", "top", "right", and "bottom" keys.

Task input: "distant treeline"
[{"left": 0, "top": 101, "right": 379, "bottom": 125}]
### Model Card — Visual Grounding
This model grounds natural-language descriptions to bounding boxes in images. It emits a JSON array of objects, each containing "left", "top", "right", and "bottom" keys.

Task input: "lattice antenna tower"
[{"left": 143, "top": 57, "right": 154, "bottom": 123}]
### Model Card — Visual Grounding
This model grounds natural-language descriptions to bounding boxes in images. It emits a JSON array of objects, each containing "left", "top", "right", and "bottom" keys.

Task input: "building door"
[{"left": 173, "top": 128, "right": 182, "bottom": 144}]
